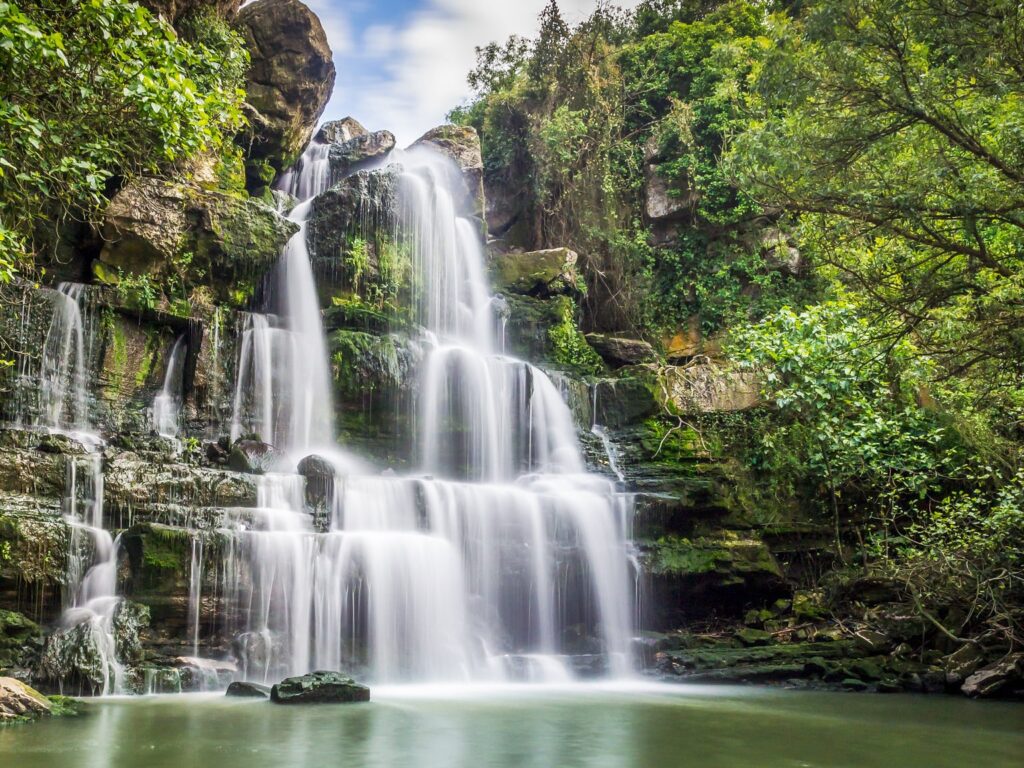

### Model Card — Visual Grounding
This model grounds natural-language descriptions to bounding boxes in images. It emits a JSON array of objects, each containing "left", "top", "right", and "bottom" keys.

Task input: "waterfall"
[
  {"left": 60, "top": 454, "right": 125, "bottom": 695},
  {"left": 37, "top": 283, "right": 94, "bottom": 440},
  {"left": 210, "top": 140, "right": 637, "bottom": 684},
  {"left": 152, "top": 335, "right": 187, "bottom": 439}
]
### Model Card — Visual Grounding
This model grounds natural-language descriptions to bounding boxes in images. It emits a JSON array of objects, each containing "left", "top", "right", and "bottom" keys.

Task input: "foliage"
[
  {"left": 548, "top": 299, "right": 604, "bottom": 376},
  {"left": 0, "top": 0, "right": 248, "bottom": 278},
  {"left": 730, "top": 301, "right": 965, "bottom": 547},
  {"left": 729, "top": 0, "right": 1024, "bottom": 403}
]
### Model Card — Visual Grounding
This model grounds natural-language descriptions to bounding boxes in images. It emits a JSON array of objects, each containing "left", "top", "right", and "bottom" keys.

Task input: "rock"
[
  {"left": 141, "top": 1, "right": 239, "bottom": 24},
  {"left": 317, "top": 117, "right": 367, "bottom": 145},
  {"left": 634, "top": 361, "right": 761, "bottom": 414},
  {"left": 759, "top": 227, "right": 803, "bottom": 276},
  {"left": 644, "top": 163, "right": 697, "bottom": 222},
  {"left": 853, "top": 629, "right": 892, "bottom": 654},
  {"left": 328, "top": 130, "right": 396, "bottom": 179},
  {"left": 584, "top": 334, "right": 658, "bottom": 368},
  {"left": 876, "top": 679, "right": 903, "bottom": 694},
  {"left": 961, "top": 654, "right": 1024, "bottom": 699},
  {"left": 236, "top": 0, "right": 336, "bottom": 187},
  {"left": 641, "top": 531, "right": 788, "bottom": 624},
  {"left": 841, "top": 677, "right": 869, "bottom": 692},
  {"left": 226, "top": 681, "right": 271, "bottom": 698},
  {"left": 0, "top": 609, "right": 41, "bottom": 673},
  {"left": 490, "top": 248, "right": 581, "bottom": 298},
  {"left": 270, "top": 670, "right": 370, "bottom": 704},
  {"left": 98, "top": 177, "right": 296, "bottom": 302},
  {"left": 735, "top": 628, "right": 772, "bottom": 647},
  {"left": 943, "top": 643, "right": 984, "bottom": 686},
  {"left": 0, "top": 677, "right": 51, "bottom": 722},
  {"left": 410, "top": 125, "right": 484, "bottom": 217},
  {"left": 297, "top": 454, "right": 335, "bottom": 509},
  {"left": 227, "top": 439, "right": 277, "bottom": 474}
]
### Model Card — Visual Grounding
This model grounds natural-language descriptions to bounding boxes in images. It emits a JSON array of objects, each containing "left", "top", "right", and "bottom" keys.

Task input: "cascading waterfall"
[
  {"left": 214, "top": 142, "right": 636, "bottom": 683},
  {"left": 60, "top": 454, "right": 125, "bottom": 695},
  {"left": 37, "top": 282, "right": 90, "bottom": 436}
]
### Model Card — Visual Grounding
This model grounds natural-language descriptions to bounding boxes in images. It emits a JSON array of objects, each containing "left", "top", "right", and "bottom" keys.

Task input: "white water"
[
  {"left": 36, "top": 283, "right": 93, "bottom": 439},
  {"left": 210, "top": 142, "right": 637, "bottom": 684},
  {"left": 62, "top": 453, "right": 125, "bottom": 695},
  {"left": 152, "top": 335, "right": 187, "bottom": 439}
]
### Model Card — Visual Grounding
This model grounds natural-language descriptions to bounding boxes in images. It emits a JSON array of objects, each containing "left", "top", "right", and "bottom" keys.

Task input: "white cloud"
[
  {"left": 305, "top": 0, "right": 354, "bottom": 56},
  {"left": 323, "top": 0, "right": 646, "bottom": 145}
]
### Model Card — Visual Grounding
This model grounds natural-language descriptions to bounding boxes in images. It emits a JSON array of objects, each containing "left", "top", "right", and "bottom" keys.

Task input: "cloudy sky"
[{"left": 301, "top": 0, "right": 644, "bottom": 145}]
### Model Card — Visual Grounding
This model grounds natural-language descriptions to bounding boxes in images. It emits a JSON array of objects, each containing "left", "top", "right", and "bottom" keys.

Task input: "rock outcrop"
[
  {"left": 328, "top": 130, "right": 396, "bottom": 180},
  {"left": 490, "top": 248, "right": 581, "bottom": 298},
  {"left": 236, "top": 0, "right": 336, "bottom": 188},
  {"left": 584, "top": 334, "right": 658, "bottom": 368},
  {"left": 270, "top": 670, "right": 370, "bottom": 704},
  {"left": 411, "top": 125, "right": 484, "bottom": 218},
  {"left": 0, "top": 677, "right": 52, "bottom": 722},
  {"left": 317, "top": 117, "right": 367, "bottom": 145},
  {"left": 97, "top": 177, "right": 296, "bottom": 303}
]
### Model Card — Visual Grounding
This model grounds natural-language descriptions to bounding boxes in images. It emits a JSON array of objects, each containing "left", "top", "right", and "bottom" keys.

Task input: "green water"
[{"left": 1, "top": 682, "right": 1021, "bottom": 767}]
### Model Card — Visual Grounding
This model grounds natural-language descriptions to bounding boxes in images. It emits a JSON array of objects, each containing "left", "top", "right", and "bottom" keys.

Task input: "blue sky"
[{"left": 300, "top": 0, "right": 644, "bottom": 145}]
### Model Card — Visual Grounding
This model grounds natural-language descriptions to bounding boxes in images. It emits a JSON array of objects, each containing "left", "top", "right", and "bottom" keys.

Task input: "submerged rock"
[
  {"left": 270, "top": 670, "right": 370, "bottom": 704},
  {"left": 226, "top": 680, "right": 271, "bottom": 698}
]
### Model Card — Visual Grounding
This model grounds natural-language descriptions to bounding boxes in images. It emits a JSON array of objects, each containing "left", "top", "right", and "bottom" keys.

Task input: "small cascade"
[
  {"left": 152, "top": 335, "right": 187, "bottom": 439},
  {"left": 230, "top": 141, "right": 334, "bottom": 451},
  {"left": 59, "top": 454, "right": 125, "bottom": 695},
  {"left": 36, "top": 283, "right": 94, "bottom": 439}
]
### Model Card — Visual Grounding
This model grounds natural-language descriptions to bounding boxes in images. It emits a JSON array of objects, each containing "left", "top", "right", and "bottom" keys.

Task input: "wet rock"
[
  {"left": 174, "top": 656, "right": 238, "bottom": 690},
  {"left": 735, "top": 628, "right": 772, "bottom": 647},
  {"left": 227, "top": 439, "right": 277, "bottom": 474},
  {"left": 317, "top": 117, "right": 367, "bottom": 145},
  {"left": 226, "top": 680, "right": 271, "bottom": 698},
  {"left": 841, "top": 677, "right": 869, "bottom": 692},
  {"left": 113, "top": 600, "right": 150, "bottom": 665},
  {"left": 584, "top": 334, "right": 658, "bottom": 368},
  {"left": 853, "top": 629, "right": 892, "bottom": 655},
  {"left": 943, "top": 643, "right": 985, "bottom": 686},
  {"left": 0, "top": 676, "right": 51, "bottom": 722},
  {"left": 297, "top": 454, "right": 335, "bottom": 509},
  {"left": 236, "top": 0, "right": 336, "bottom": 187},
  {"left": 328, "top": 130, "right": 396, "bottom": 179},
  {"left": 410, "top": 125, "right": 484, "bottom": 217},
  {"left": 38, "top": 620, "right": 113, "bottom": 695},
  {"left": 490, "top": 248, "right": 580, "bottom": 298},
  {"left": 961, "top": 654, "right": 1024, "bottom": 699},
  {"left": 0, "top": 610, "right": 41, "bottom": 673},
  {"left": 270, "top": 670, "right": 370, "bottom": 704}
]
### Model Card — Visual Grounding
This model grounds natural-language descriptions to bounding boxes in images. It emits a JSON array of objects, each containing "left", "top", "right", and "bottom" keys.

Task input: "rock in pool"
[
  {"left": 225, "top": 681, "right": 272, "bottom": 699},
  {"left": 270, "top": 671, "right": 370, "bottom": 704}
]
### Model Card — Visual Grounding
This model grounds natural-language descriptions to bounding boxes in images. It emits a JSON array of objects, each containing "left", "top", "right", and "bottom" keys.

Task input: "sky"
[{"left": 302, "top": 0, "right": 645, "bottom": 146}]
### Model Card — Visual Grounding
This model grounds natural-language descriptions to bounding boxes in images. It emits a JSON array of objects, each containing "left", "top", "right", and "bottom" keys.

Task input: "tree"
[
  {"left": 730, "top": 0, "right": 1024, "bottom": 396},
  {"left": 0, "top": 0, "right": 248, "bottom": 280}
]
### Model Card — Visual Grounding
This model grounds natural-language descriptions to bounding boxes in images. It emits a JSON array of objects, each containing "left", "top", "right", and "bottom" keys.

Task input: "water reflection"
[{"left": 1, "top": 686, "right": 1022, "bottom": 768}]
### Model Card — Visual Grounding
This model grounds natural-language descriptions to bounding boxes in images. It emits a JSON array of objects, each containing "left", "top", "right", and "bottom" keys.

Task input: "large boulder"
[
  {"left": 225, "top": 680, "right": 271, "bottom": 698},
  {"left": 490, "top": 248, "right": 581, "bottom": 298},
  {"left": 328, "top": 130, "right": 396, "bottom": 180},
  {"left": 0, "top": 609, "right": 41, "bottom": 673},
  {"left": 236, "top": 0, "right": 336, "bottom": 188},
  {"left": 0, "top": 677, "right": 51, "bottom": 722},
  {"left": 410, "top": 125, "right": 484, "bottom": 218},
  {"left": 317, "top": 117, "right": 367, "bottom": 145},
  {"left": 630, "top": 361, "right": 761, "bottom": 414},
  {"left": 584, "top": 334, "right": 658, "bottom": 368},
  {"left": 961, "top": 654, "right": 1024, "bottom": 699},
  {"left": 270, "top": 670, "right": 370, "bottom": 704},
  {"left": 97, "top": 178, "right": 296, "bottom": 305}
]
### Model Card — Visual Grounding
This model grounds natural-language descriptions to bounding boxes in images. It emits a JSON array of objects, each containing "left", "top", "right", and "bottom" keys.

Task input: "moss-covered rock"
[
  {"left": 641, "top": 531, "right": 788, "bottom": 627},
  {"left": 490, "top": 248, "right": 581, "bottom": 298},
  {"left": 0, "top": 676, "right": 52, "bottom": 723},
  {"left": 0, "top": 609, "right": 42, "bottom": 673}
]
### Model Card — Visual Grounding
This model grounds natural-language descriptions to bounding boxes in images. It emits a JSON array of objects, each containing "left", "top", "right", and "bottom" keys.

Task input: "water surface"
[{"left": 2, "top": 683, "right": 1021, "bottom": 768}]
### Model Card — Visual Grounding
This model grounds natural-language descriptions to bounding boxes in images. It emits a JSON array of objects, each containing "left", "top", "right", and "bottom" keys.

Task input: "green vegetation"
[
  {"left": 465, "top": 0, "right": 1024, "bottom": 647},
  {"left": 0, "top": 0, "right": 248, "bottom": 280}
]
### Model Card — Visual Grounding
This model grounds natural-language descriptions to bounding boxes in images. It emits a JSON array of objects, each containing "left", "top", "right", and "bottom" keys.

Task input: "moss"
[
  {"left": 644, "top": 531, "right": 783, "bottom": 580},
  {"left": 140, "top": 527, "right": 192, "bottom": 572},
  {"left": 46, "top": 695, "right": 82, "bottom": 717}
]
